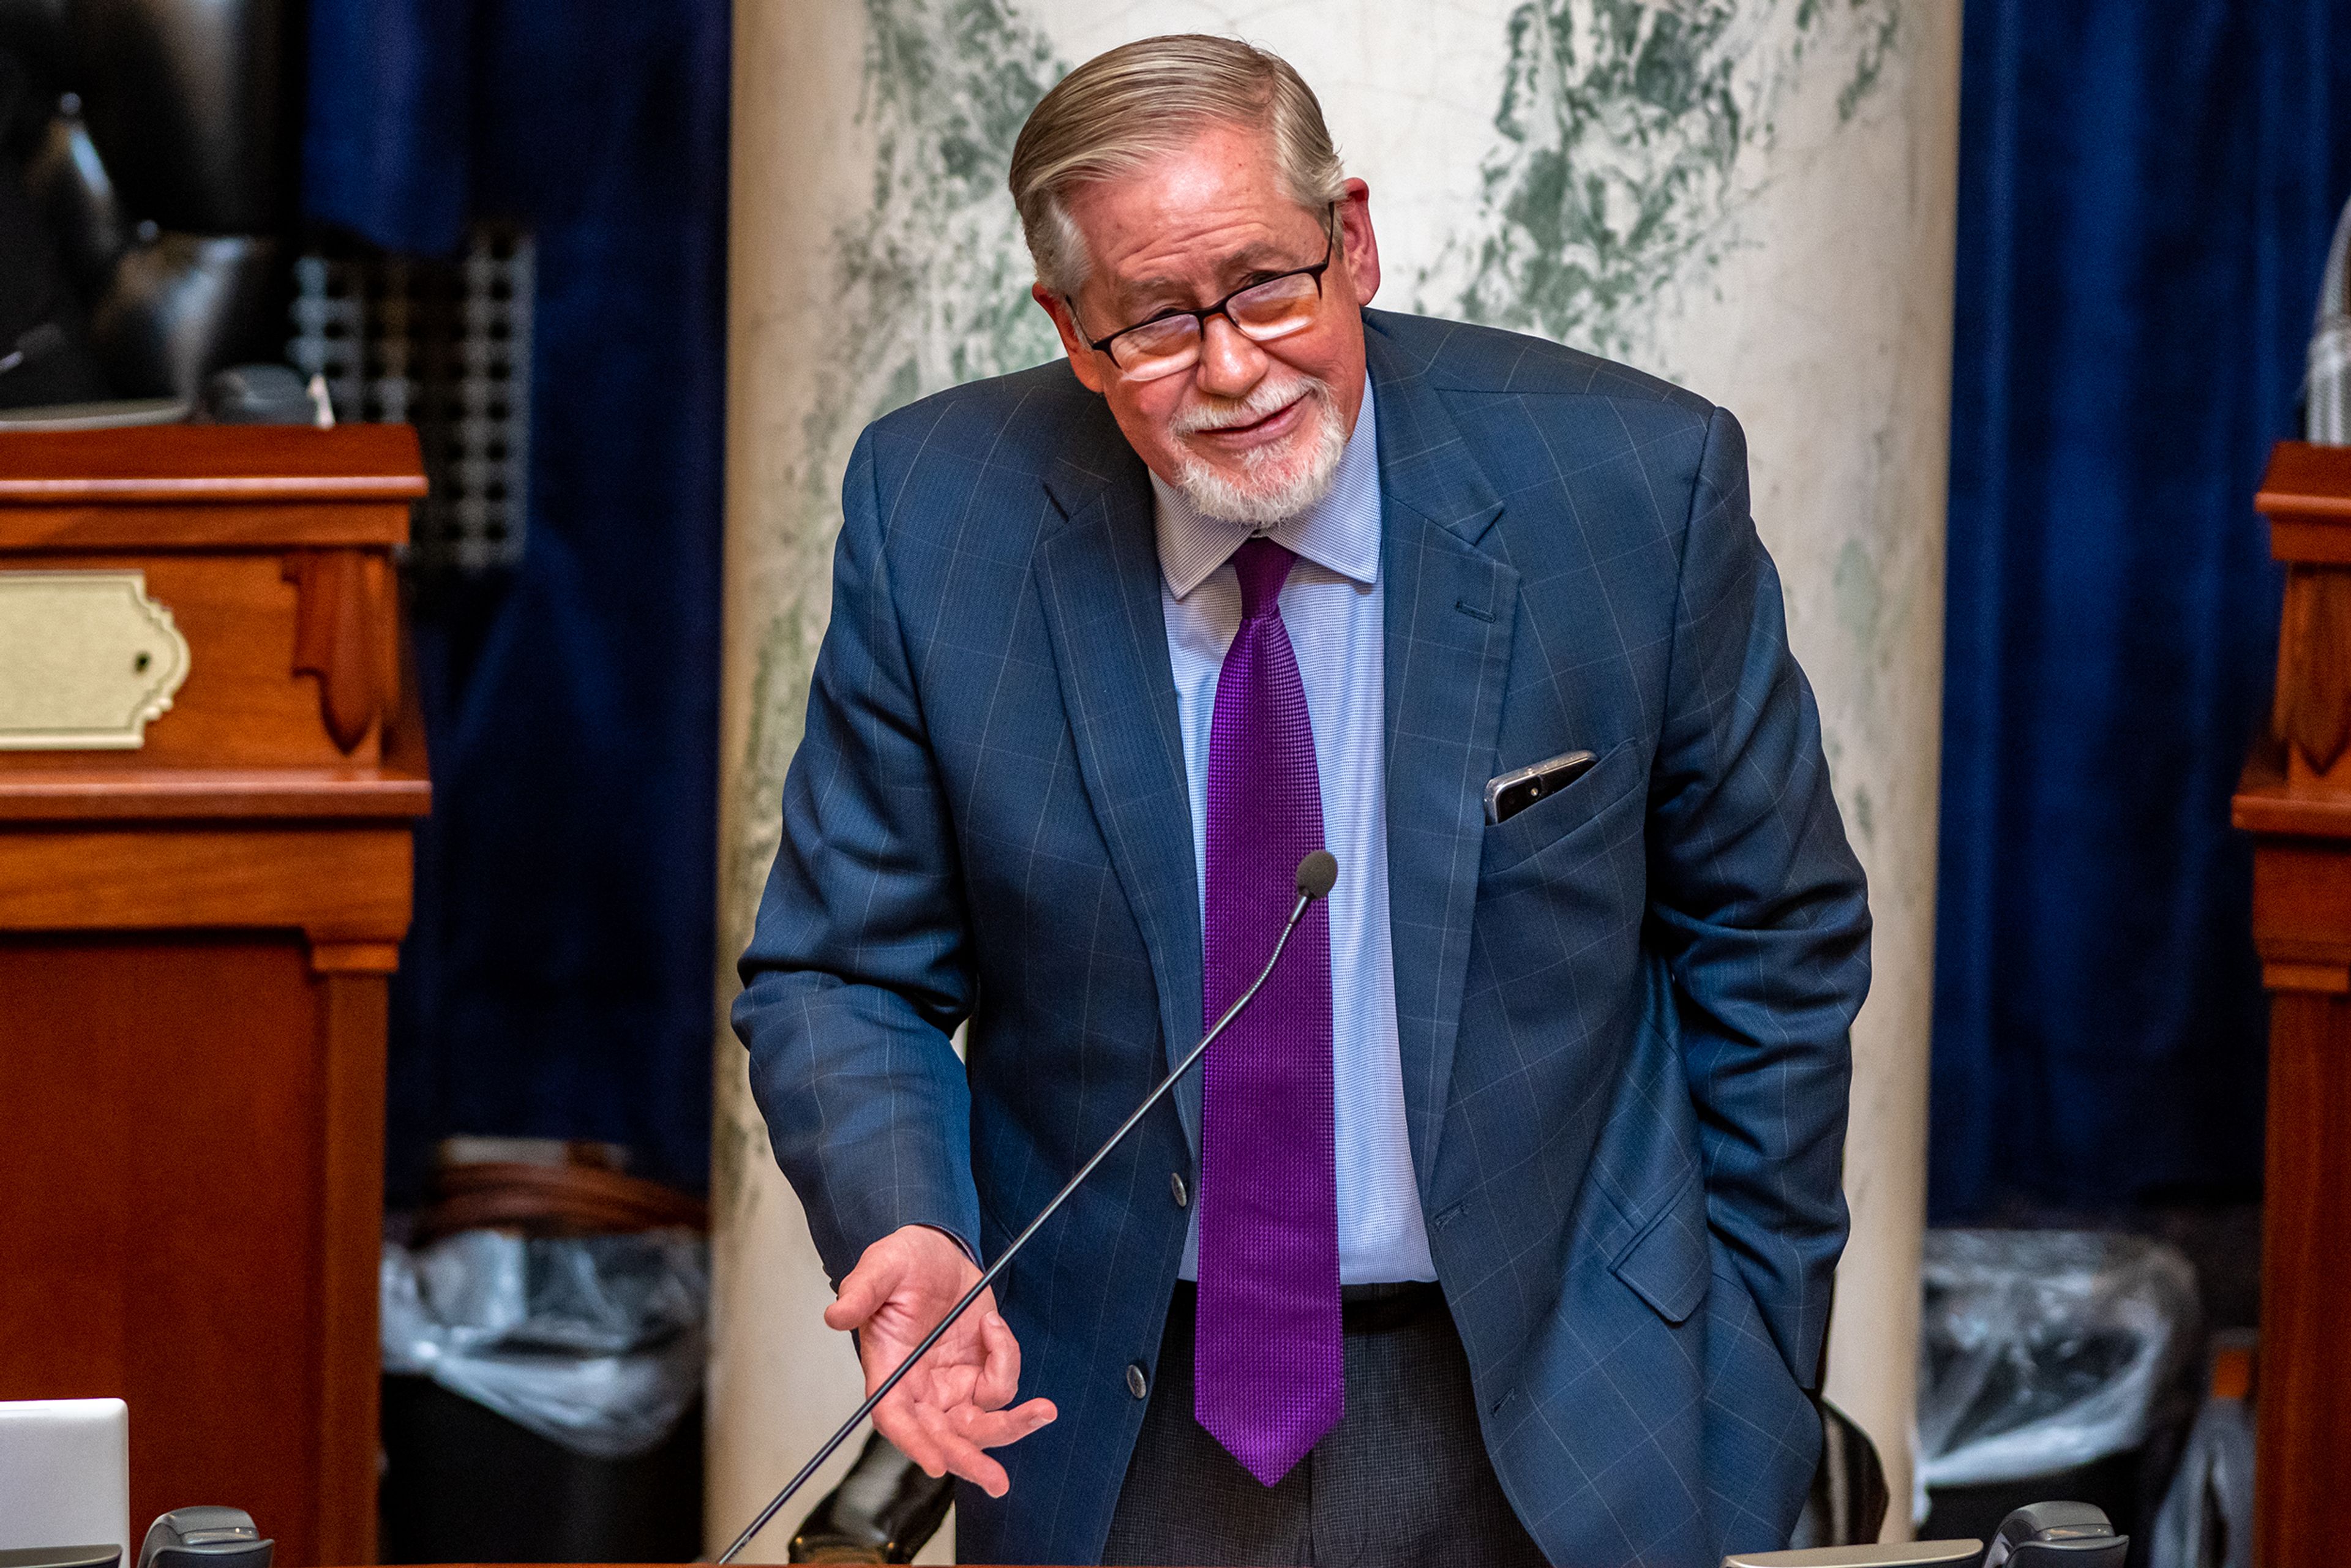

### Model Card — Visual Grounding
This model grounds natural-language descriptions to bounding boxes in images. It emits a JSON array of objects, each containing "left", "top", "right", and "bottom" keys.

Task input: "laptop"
[{"left": 0, "top": 1400, "right": 129, "bottom": 1565}]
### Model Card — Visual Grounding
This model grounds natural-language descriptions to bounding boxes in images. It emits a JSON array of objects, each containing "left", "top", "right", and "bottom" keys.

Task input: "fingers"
[
  {"left": 872, "top": 1401, "right": 952, "bottom": 1482},
  {"left": 828, "top": 1248, "right": 1053, "bottom": 1499},
  {"left": 970, "top": 1309, "right": 1022, "bottom": 1410},
  {"left": 907, "top": 1384, "right": 1056, "bottom": 1496},
  {"left": 824, "top": 1248, "right": 899, "bottom": 1332},
  {"left": 869, "top": 1361, "right": 1056, "bottom": 1499},
  {"left": 914, "top": 1401, "right": 1013, "bottom": 1496},
  {"left": 917, "top": 1397, "right": 1056, "bottom": 1496},
  {"left": 828, "top": 1226, "right": 978, "bottom": 1334},
  {"left": 876, "top": 1388, "right": 1012, "bottom": 1496},
  {"left": 953, "top": 1395, "right": 1057, "bottom": 1449}
]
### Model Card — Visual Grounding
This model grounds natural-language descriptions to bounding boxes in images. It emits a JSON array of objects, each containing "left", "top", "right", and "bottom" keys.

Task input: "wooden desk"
[
  {"left": 2233, "top": 440, "right": 2351, "bottom": 1568},
  {"left": 0, "top": 426, "right": 430, "bottom": 1565}
]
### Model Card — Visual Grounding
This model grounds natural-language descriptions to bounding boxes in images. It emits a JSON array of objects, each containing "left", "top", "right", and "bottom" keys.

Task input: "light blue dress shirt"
[{"left": 1154, "top": 380, "right": 1437, "bottom": 1285}]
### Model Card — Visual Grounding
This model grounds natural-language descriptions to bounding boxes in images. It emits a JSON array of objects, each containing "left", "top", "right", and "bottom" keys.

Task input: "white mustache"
[{"left": 1171, "top": 373, "right": 1332, "bottom": 436}]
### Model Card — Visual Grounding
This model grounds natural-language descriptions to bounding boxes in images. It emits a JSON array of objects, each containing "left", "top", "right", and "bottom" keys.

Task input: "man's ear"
[
  {"left": 1032, "top": 284, "right": 1106, "bottom": 395},
  {"left": 1335, "top": 178, "right": 1380, "bottom": 309}
]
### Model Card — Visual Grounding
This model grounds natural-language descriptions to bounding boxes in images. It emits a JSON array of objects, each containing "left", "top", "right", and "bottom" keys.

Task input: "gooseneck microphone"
[{"left": 712, "top": 849, "right": 1340, "bottom": 1564}]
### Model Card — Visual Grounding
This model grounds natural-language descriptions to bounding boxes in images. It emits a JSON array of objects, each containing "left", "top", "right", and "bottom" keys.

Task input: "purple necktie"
[{"left": 1196, "top": 536, "right": 1343, "bottom": 1487}]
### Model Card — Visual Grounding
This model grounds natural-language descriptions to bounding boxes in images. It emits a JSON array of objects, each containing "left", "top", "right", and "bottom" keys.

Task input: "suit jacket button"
[
  {"left": 1169, "top": 1171, "right": 1189, "bottom": 1208},
  {"left": 1126, "top": 1362, "right": 1149, "bottom": 1400}
]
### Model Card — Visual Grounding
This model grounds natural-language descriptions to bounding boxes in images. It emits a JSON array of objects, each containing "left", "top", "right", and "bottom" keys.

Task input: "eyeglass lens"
[{"left": 1111, "top": 272, "right": 1324, "bottom": 381}]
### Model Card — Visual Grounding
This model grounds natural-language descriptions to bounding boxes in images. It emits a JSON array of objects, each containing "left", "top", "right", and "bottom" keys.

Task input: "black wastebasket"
[
  {"left": 380, "top": 1375, "right": 703, "bottom": 1562},
  {"left": 378, "top": 1220, "right": 710, "bottom": 1563}
]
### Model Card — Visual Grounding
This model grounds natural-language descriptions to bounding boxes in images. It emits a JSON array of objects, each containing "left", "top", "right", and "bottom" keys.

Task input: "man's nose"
[{"left": 1192, "top": 313, "right": 1268, "bottom": 400}]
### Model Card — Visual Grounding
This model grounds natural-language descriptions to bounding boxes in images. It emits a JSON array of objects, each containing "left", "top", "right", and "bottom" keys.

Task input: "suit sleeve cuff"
[{"left": 918, "top": 1222, "right": 981, "bottom": 1266}]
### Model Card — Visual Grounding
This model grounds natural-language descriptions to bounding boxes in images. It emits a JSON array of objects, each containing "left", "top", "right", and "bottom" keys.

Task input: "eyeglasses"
[{"left": 1069, "top": 212, "right": 1338, "bottom": 383}]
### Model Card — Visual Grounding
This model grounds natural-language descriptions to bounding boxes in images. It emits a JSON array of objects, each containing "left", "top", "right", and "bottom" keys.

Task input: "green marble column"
[{"left": 712, "top": 2, "right": 1959, "bottom": 1552}]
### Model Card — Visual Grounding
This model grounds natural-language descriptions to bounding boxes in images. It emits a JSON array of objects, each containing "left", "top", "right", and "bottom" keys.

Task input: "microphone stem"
[{"left": 711, "top": 888, "right": 1318, "bottom": 1564}]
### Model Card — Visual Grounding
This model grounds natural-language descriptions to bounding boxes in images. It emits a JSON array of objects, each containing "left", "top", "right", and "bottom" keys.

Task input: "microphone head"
[{"left": 1295, "top": 850, "right": 1338, "bottom": 902}]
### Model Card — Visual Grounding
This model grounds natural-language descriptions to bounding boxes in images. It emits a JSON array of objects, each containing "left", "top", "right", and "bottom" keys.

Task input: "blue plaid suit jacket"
[{"left": 735, "top": 309, "right": 1871, "bottom": 1567}]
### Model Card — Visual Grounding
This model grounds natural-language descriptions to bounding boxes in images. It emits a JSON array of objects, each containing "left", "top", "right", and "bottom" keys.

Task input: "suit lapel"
[
  {"left": 1367, "top": 324, "right": 1520, "bottom": 1190},
  {"left": 1034, "top": 435, "right": 1207, "bottom": 1155}
]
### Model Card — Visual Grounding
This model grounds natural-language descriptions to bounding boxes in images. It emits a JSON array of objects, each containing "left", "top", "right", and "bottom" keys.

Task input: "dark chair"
[
  {"left": 1, "top": 0, "right": 291, "bottom": 405},
  {"left": 1791, "top": 1393, "right": 1895, "bottom": 1550},
  {"left": 786, "top": 1432, "right": 953, "bottom": 1564}
]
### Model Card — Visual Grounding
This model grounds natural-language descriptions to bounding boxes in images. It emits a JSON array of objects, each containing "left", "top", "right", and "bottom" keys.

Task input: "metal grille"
[{"left": 290, "top": 226, "right": 535, "bottom": 570}]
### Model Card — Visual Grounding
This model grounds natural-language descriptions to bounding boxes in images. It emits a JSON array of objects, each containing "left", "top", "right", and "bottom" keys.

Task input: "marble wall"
[{"left": 712, "top": 2, "right": 1960, "bottom": 1553}]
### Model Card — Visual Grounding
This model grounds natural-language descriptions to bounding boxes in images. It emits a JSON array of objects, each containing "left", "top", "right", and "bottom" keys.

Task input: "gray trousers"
[{"left": 1101, "top": 1282, "right": 1550, "bottom": 1567}]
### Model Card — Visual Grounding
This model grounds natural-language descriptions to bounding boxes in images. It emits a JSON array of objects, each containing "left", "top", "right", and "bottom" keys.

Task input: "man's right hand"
[{"left": 825, "top": 1224, "right": 1059, "bottom": 1498}]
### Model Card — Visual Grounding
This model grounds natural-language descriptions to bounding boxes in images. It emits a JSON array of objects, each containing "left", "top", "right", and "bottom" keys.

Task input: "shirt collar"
[{"left": 1150, "top": 375, "right": 1381, "bottom": 600}]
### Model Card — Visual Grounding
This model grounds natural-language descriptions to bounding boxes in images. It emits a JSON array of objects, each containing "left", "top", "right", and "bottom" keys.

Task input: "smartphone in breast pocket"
[{"left": 1483, "top": 749, "right": 1598, "bottom": 826}]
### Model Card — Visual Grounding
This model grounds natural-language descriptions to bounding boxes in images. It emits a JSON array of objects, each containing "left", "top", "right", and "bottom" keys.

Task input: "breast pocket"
[{"left": 1480, "top": 737, "right": 1644, "bottom": 879}]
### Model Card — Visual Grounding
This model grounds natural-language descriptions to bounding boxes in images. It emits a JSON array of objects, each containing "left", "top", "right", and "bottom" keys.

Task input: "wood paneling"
[
  {"left": 0, "top": 939, "right": 344, "bottom": 1565},
  {"left": 2257, "top": 441, "right": 2351, "bottom": 523},
  {"left": 0, "top": 825, "right": 413, "bottom": 947},
  {"left": 0, "top": 426, "right": 427, "bottom": 512},
  {"left": 0, "top": 694, "right": 432, "bottom": 821},
  {"left": 0, "top": 549, "right": 397, "bottom": 770},
  {"left": 314, "top": 972, "right": 391, "bottom": 1562},
  {"left": 2231, "top": 744, "right": 2351, "bottom": 838},
  {"left": 0, "top": 503, "right": 418, "bottom": 551},
  {"left": 2256, "top": 993, "right": 2351, "bottom": 1568},
  {"left": 0, "top": 422, "right": 428, "bottom": 1563},
  {"left": 2237, "top": 441, "right": 2351, "bottom": 1568},
  {"left": 0, "top": 767, "right": 432, "bottom": 821}
]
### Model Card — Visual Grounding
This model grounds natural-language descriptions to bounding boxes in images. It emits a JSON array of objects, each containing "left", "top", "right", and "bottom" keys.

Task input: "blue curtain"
[
  {"left": 303, "top": 0, "right": 729, "bottom": 1197},
  {"left": 1933, "top": 0, "right": 2351, "bottom": 1218}
]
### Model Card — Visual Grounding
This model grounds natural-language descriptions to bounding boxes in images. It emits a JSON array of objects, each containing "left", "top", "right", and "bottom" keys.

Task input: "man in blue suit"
[{"left": 735, "top": 33, "right": 1870, "bottom": 1568}]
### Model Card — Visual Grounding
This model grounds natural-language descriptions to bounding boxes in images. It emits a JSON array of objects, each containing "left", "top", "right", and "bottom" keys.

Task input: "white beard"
[{"left": 1169, "top": 374, "right": 1349, "bottom": 527}]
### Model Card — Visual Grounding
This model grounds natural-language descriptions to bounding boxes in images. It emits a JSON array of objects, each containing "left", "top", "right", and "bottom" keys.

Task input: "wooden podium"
[
  {"left": 0, "top": 426, "right": 430, "bottom": 1565},
  {"left": 2232, "top": 441, "right": 2351, "bottom": 1568}
]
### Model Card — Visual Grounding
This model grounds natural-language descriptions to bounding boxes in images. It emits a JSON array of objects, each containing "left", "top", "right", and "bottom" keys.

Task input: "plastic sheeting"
[
  {"left": 1918, "top": 1231, "right": 2200, "bottom": 1488},
  {"left": 382, "top": 1228, "right": 708, "bottom": 1460}
]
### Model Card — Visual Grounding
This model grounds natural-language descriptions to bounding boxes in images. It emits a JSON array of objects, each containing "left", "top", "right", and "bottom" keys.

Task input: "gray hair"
[{"left": 1008, "top": 34, "right": 1347, "bottom": 300}]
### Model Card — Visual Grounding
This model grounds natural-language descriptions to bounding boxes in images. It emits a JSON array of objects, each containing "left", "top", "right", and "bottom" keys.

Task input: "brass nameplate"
[{"left": 0, "top": 569, "right": 192, "bottom": 749}]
